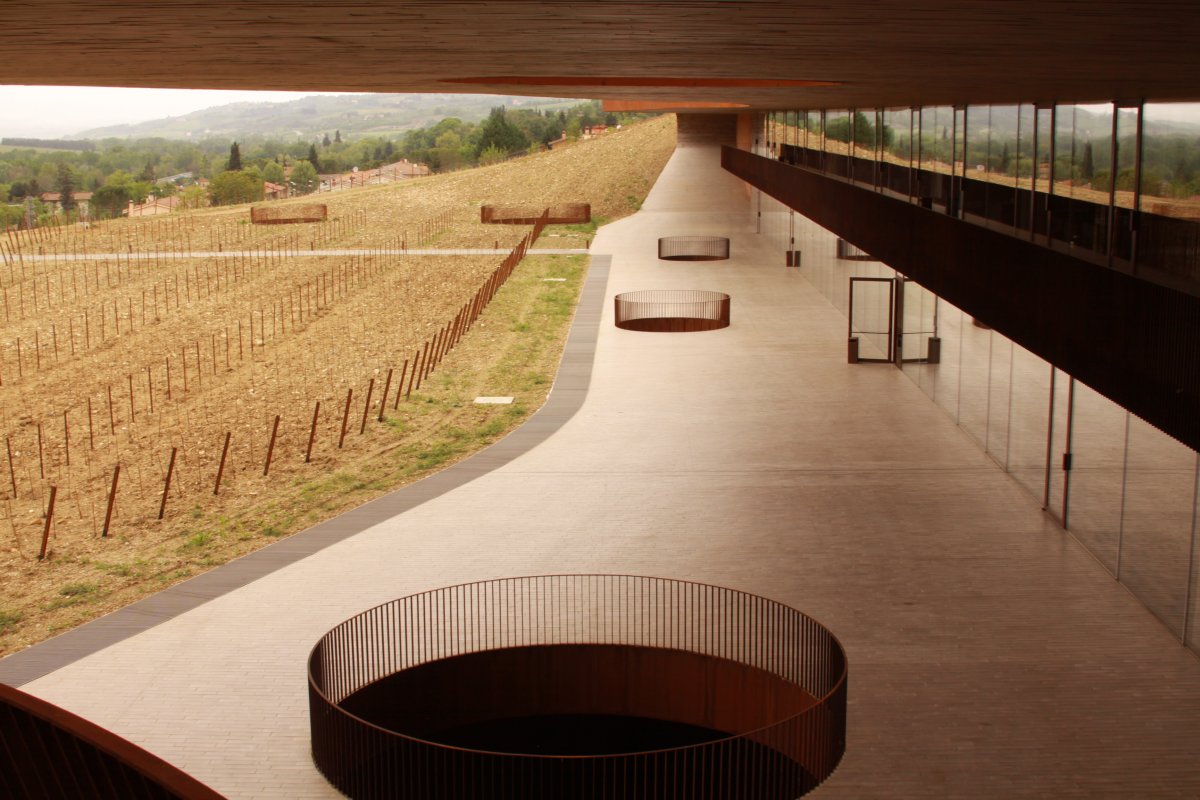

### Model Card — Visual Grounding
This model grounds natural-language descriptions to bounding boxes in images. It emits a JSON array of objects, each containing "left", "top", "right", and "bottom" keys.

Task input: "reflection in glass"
[
  {"left": 956, "top": 312, "right": 990, "bottom": 446},
  {"left": 1119, "top": 416, "right": 1197, "bottom": 637},
  {"left": 929, "top": 299, "right": 963, "bottom": 418},
  {"left": 986, "top": 334, "right": 1013, "bottom": 463},
  {"left": 883, "top": 108, "right": 913, "bottom": 198},
  {"left": 1007, "top": 345, "right": 1052, "bottom": 499},
  {"left": 1139, "top": 102, "right": 1200, "bottom": 283},
  {"left": 1065, "top": 380, "right": 1127, "bottom": 573}
]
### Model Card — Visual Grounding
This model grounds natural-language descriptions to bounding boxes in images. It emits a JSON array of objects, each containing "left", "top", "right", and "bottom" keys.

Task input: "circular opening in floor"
[
  {"left": 309, "top": 575, "right": 847, "bottom": 799},
  {"left": 658, "top": 235, "right": 731, "bottom": 261},
  {"left": 613, "top": 289, "right": 730, "bottom": 332}
]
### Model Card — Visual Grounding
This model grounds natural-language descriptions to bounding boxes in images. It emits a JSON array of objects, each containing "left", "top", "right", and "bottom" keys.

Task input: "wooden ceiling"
[{"left": 3, "top": 1, "right": 1199, "bottom": 110}]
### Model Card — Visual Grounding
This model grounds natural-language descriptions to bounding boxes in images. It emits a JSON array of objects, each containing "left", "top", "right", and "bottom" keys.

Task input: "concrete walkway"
[{"left": 8, "top": 141, "right": 1200, "bottom": 798}]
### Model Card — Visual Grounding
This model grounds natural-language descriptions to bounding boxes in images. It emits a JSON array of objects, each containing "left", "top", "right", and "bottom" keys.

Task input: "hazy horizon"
[{"left": 0, "top": 86, "right": 366, "bottom": 139}]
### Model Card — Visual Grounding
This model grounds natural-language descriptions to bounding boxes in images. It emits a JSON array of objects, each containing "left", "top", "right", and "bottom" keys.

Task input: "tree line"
[{"left": 1, "top": 100, "right": 651, "bottom": 225}]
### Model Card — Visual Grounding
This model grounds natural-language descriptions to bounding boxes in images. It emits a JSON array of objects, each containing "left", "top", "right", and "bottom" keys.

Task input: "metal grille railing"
[
  {"left": 614, "top": 290, "right": 731, "bottom": 332},
  {"left": 309, "top": 575, "right": 847, "bottom": 799},
  {"left": 657, "top": 236, "right": 731, "bottom": 261},
  {"left": 0, "top": 683, "right": 226, "bottom": 799}
]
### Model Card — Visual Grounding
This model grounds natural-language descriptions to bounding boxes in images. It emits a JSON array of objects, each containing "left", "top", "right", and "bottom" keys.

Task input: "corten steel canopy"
[{"left": 3, "top": 2, "right": 1200, "bottom": 108}]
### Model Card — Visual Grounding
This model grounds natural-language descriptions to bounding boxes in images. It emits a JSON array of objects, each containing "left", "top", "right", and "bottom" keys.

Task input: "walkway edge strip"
[{"left": 0, "top": 255, "right": 612, "bottom": 688}]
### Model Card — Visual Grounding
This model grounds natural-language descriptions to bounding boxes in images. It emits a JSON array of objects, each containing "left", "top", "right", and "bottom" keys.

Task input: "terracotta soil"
[{"left": 0, "top": 115, "right": 677, "bottom": 656}]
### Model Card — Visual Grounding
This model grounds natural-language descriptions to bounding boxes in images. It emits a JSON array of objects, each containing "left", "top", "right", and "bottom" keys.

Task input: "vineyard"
[{"left": 0, "top": 114, "right": 677, "bottom": 655}]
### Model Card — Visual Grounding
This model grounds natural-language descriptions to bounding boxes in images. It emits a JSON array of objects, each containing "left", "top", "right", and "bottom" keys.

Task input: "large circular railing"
[
  {"left": 309, "top": 575, "right": 847, "bottom": 799},
  {"left": 614, "top": 289, "right": 731, "bottom": 332},
  {"left": 658, "top": 236, "right": 731, "bottom": 261}
]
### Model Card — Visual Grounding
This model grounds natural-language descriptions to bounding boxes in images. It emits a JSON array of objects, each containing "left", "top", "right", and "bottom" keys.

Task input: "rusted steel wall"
[
  {"left": 309, "top": 575, "right": 847, "bottom": 798},
  {"left": 481, "top": 203, "right": 590, "bottom": 225},
  {"left": 250, "top": 204, "right": 328, "bottom": 224},
  {"left": 0, "top": 683, "right": 226, "bottom": 799}
]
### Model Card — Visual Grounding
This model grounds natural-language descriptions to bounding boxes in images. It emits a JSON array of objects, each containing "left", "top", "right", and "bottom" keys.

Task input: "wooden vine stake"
[
  {"left": 38, "top": 485, "right": 56, "bottom": 560},
  {"left": 377, "top": 369, "right": 393, "bottom": 422},
  {"left": 158, "top": 447, "right": 177, "bottom": 520},
  {"left": 305, "top": 401, "right": 320, "bottom": 463},
  {"left": 214, "top": 432, "right": 231, "bottom": 495},
  {"left": 101, "top": 465, "right": 120, "bottom": 538},
  {"left": 338, "top": 389, "right": 353, "bottom": 449},
  {"left": 263, "top": 415, "right": 280, "bottom": 476},
  {"left": 359, "top": 378, "right": 374, "bottom": 435},
  {"left": 6, "top": 436, "right": 16, "bottom": 498}
]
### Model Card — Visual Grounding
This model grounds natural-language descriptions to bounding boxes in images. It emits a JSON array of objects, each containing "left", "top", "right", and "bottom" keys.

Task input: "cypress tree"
[
  {"left": 57, "top": 163, "right": 76, "bottom": 212},
  {"left": 308, "top": 144, "right": 321, "bottom": 170},
  {"left": 227, "top": 141, "right": 242, "bottom": 171}
]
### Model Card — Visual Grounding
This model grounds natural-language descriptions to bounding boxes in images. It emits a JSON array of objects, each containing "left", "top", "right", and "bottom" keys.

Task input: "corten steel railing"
[
  {"left": 480, "top": 203, "right": 590, "bottom": 225},
  {"left": 0, "top": 683, "right": 227, "bottom": 799},
  {"left": 309, "top": 575, "right": 847, "bottom": 799},
  {"left": 657, "top": 236, "right": 731, "bottom": 261},
  {"left": 250, "top": 203, "right": 328, "bottom": 224},
  {"left": 614, "top": 289, "right": 731, "bottom": 332}
]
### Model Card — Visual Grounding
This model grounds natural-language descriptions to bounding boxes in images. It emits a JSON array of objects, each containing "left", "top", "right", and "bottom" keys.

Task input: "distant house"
[
  {"left": 127, "top": 195, "right": 179, "bottom": 217},
  {"left": 263, "top": 181, "right": 287, "bottom": 200},
  {"left": 39, "top": 191, "right": 92, "bottom": 214},
  {"left": 383, "top": 159, "right": 431, "bottom": 179},
  {"left": 162, "top": 172, "right": 196, "bottom": 185},
  {"left": 317, "top": 160, "right": 430, "bottom": 193}
]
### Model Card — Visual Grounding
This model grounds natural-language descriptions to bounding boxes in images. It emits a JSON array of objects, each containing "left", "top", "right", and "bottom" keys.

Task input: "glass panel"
[
  {"left": 1138, "top": 102, "right": 1200, "bottom": 283},
  {"left": 929, "top": 298, "right": 963, "bottom": 419},
  {"left": 899, "top": 278, "right": 936, "bottom": 377},
  {"left": 1033, "top": 106, "right": 1054, "bottom": 238},
  {"left": 1111, "top": 106, "right": 1139, "bottom": 262},
  {"left": 882, "top": 108, "right": 912, "bottom": 197},
  {"left": 849, "top": 279, "right": 892, "bottom": 361},
  {"left": 1015, "top": 104, "right": 1037, "bottom": 231},
  {"left": 825, "top": 110, "right": 851, "bottom": 177},
  {"left": 1007, "top": 344, "right": 1052, "bottom": 499},
  {"left": 917, "top": 106, "right": 954, "bottom": 212},
  {"left": 986, "top": 333, "right": 1012, "bottom": 463},
  {"left": 1065, "top": 380, "right": 1127, "bottom": 573},
  {"left": 963, "top": 105, "right": 991, "bottom": 220},
  {"left": 1191, "top": 489, "right": 1200, "bottom": 649},
  {"left": 956, "top": 313, "right": 990, "bottom": 446},
  {"left": 1119, "top": 415, "right": 1197, "bottom": 637},
  {"left": 1045, "top": 367, "right": 1071, "bottom": 521}
]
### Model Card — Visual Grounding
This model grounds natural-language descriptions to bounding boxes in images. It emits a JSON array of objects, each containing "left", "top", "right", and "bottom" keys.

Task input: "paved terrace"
[{"left": 4, "top": 140, "right": 1200, "bottom": 798}]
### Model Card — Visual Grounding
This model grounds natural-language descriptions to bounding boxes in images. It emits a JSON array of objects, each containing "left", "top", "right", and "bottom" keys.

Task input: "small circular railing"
[
  {"left": 658, "top": 236, "right": 731, "bottom": 261},
  {"left": 613, "top": 289, "right": 731, "bottom": 332},
  {"left": 309, "top": 575, "right": 847, "bottom": 799}
]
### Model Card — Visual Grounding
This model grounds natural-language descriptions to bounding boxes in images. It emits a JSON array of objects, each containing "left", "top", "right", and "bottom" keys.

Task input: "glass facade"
[
  {"left": 765, "top": 102, "right": 1200, "bottom": 286},
  {"left": 755, "top": 108, "right": 1200, "bottom": 651}
]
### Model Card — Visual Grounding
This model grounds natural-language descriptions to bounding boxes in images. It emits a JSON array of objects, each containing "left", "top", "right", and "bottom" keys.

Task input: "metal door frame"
[{"left": 847, "top": 277, "right": 895, "bottom": 363}]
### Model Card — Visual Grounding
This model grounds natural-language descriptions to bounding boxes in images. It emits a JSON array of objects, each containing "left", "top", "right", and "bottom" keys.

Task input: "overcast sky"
[
  {"left": 3, "top": 85, "right": 1200, "bottom": 140},
  {"left": 0, "top": 86, "right": 362, "bottom": 138}
]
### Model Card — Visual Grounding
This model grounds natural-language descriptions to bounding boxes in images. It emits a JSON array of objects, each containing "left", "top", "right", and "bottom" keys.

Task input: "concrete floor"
[{"left": 8, "top": 140, "right": 1200, "bottom": 798}]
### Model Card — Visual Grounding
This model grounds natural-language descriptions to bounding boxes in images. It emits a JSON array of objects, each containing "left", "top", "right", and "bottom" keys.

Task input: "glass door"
[{"left": 848, "top": 277, "right": 895, "bottom": 363}]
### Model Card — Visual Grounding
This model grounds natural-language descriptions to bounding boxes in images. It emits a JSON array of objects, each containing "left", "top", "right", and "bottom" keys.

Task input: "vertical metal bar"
[
  {"left": 1062, "top": 377, "right": 1076, "bottom": 530},
  {"left": 1043, "top": 364, "right": 1056, "bottom": 510},
  {"left": 1181, "top": 452, "right": 1200, "bottom": 645}
]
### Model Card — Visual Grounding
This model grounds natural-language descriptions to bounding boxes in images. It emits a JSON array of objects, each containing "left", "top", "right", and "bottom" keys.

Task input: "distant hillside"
[{"left": 76, "top": 93, "right": 585, "bottom": 141}]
